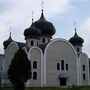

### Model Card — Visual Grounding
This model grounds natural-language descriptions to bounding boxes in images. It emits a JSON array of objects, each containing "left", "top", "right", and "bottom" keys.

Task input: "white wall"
[
  {"left": 80, "top": 52, "right": 89, "bottom": 85},
  {"left": 27, "top": 47, "right": 43, "bottom": 87},
  {"left": 44, "top": 38, "right": 78, "bottom": 86}
]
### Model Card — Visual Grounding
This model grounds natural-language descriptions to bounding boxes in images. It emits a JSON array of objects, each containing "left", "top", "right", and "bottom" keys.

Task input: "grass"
[{"left": 1, "top": 86, "right": 90, "bottom": 90}]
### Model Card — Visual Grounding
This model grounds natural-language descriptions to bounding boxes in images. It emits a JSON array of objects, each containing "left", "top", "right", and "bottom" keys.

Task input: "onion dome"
[
  {"left": 31, "top": 10, "right": 56, "bottom": 37},
  {"left": 69, "top": 28, "right": 84, "bottom": 46},
  {"left": 24, "top": 25, "right": 41, "bottom": 39},
  {"left": 3, "top": 32, "right": 13, "bottom": 49}
]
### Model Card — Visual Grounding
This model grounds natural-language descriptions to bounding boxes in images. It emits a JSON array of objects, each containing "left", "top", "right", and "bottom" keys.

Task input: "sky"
[{"left": 0, "top": 0, "right": 90, "bottom": 57}]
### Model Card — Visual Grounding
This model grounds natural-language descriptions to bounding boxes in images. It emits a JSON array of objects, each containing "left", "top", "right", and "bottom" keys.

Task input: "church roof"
[
  {"left": 24, "top": 25, "right": 41, "bottom": 39},
  {"left": 3, "top": 32, "right": 13, "bottom": 49},
  {"left": 24, "top": 10, "right": 56, "bottom": 39},
  {"left": 32, "top": 10, "right": 56, "bottom": 36},
  {"left": 3, "top": 32, "right": 25, "bottom": 49},
  {"left": 69, "top": 28, "right": 84, "bottom": 46}
]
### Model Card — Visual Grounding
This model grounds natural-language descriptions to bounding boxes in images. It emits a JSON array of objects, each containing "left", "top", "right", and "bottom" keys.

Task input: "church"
[{"left": 0, "top": 9, "right": 90, "bottom": 87}]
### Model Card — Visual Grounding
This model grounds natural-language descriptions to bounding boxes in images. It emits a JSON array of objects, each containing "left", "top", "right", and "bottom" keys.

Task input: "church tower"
[
  {"left": 24, "top": 9, "right": 56, "bottom": 52},
  {"left": 3, "top": 32, "right": 13, "bottom": 49},
  {"left": 69, "top": 27, "right": 84, "bottom": 56}
]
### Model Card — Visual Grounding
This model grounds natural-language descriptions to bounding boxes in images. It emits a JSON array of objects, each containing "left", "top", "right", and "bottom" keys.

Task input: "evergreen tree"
[{"left": 8, "top": 48, "right": 31, "bottom": 90}]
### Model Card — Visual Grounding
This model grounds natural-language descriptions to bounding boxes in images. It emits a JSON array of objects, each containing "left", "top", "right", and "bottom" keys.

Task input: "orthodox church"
[{"left": 0, "top": 9, "right": 90, "bottom": 87}]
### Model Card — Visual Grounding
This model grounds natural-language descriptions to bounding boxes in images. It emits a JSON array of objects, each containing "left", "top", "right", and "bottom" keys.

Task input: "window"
[
  {"left": 89, "top": 61, "right": 90, "bottom": 78},
  {"left": 1, "top": 66, "right": 3, "bottom": 71},
  {"left": 66, "top": 64, "right": 68, "bottom": 71},
  {"left": 61, "top": 60, "right": 64, "bottom": 70},
  {"left": 31, "top": 40, "right": 34, "bottom": 46},
  {"left": 83, "top": 65, "right": 85, "bottom": 71},
  {"left": 57, "top": 63, "right": 60, "bottom": 70},
  {"left": 77, "top": 48, "right": 80, "bottom": 52},
  {"left": 37, "top": 42, "right": 38, "bottom": 46},
  {"left": 33, "top": 61, "right": 37, "bottom": 69},
  {"left": 42, "top": 38, "right": 45, "bottom": 43},
  {"left": 33, "top": 72, "right": 37, "bottom": 80},
  {"left": 83, "top": 73, "right": 86, "bottom": 80}
]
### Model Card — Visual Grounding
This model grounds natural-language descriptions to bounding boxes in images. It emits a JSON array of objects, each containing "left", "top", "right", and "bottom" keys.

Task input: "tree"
[{"left": 8, "top": 48, "right": 32, "bottom": 90}]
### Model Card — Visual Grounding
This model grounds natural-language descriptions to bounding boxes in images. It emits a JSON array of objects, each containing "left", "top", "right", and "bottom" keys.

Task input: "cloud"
[
  {"left": 45, "top": 0, "right": 70, "bottom": 14},
  {"left": 0, "top": 0, "right": 70, "bottom": 53},
  {"left": 80, "top": 18, "right": 90, "bottom": 57},
  {"left": 0, "top": 0, "right": 89, "bottom": 58},
  {"left": 0, "top": 0, "right": 17, "bottom": 14}
]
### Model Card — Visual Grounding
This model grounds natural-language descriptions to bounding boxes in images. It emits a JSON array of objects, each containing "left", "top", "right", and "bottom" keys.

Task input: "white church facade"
[{"left": 0, "top": 9, "right": 90, "bottom": 87}]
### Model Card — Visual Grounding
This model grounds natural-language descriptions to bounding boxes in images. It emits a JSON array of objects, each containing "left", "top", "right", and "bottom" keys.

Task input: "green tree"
[{"left": 8, "top": 48, "right": 32, "bottom": 90}]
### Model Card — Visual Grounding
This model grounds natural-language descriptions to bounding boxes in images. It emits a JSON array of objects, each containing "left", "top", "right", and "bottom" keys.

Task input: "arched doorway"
[
  {"left": 58, "top": 75, "right": 67, "bottom": 86},
  {"left": 59, "top": 77, "right": 67, "bottom": 86}
]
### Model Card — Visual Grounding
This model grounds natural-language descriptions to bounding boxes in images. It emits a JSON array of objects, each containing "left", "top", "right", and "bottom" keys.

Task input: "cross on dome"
[
  {"left": 32, "top": 11, "right": 34, "bottom": 23},
  {"left": 41, "top": 0, "right": 44, "bottom": 11}
]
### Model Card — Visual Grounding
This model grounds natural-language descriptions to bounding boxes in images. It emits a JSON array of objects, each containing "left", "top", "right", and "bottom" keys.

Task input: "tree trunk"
[{"left": 13, "top": 81, "right": 25, "bottom": 90}]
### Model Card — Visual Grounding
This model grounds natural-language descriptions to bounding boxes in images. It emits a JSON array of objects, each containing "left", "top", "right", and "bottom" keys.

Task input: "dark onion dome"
[
  {"left": 69, "top": 28, "right": 84, "bottom": 46},
  {"left": 31, "top": 10, "right": 56, "bottom": 37},
  {"left": 24, "top": 26, "right": 41, "bottom": 39},
  {"left": 3, "top": 32, "right": 13, "bottom": 49}
]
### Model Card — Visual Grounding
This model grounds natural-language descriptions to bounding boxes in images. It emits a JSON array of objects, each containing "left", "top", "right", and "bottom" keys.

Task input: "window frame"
[
  {"left": 66, "top": 64, "right": 68, "bottom": 71},
  {"left": 77, "top": 48, "right": 80, "bottom": 52},
  {"left": 57, "top": 63, "right": 60, "bottom": 70},
  {"left": 82, "top": 65, "right": 85, "bottom": 71},
  {"left": 83, "top": 73, "right": 86, "bottom": 80},
  {"left": 31, "top": 40, "right": 34, "bottom": 46},
  {"left": 33, "top": 72, "right": 37, "bottom": 80},
  {"left": 61, "top": 60, "right": 64, "bottom": 71},
  {"left": 33, "top": 61, "right": 37, "bottom": 69},
  {"left": 42, "top": 38, "right": 45, "bottom": 43}
]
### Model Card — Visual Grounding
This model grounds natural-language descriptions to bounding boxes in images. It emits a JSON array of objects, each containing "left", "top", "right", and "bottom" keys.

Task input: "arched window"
[
  {"left": 57, "top": 63, "right": 60, "bottom": 70},
  {"left": 83, "top": 73, "right": 86, "bottom": 80},
  {"left": 1, "top": 66, "right": 3, "bottom": 71},
  {"left": 31, "top": 40, "right": 34, "bottom": 46},
  {"left": 37, "top": 42, "right": 38, "bottom": 46},
  {"left": 33, "top": 61, "right": 37, "bottom": 69},
  {"left": 83, "top": 65, "right": 85, "bottom": 71},
  {"left": 33, "top": 72, "right": 37, "bottom": 80},
  {"left": 66, "top": 64, "right": 68, "bottom": 71},
  {"left": 61, "top": 60, "right": 64, "bottom": 70},
  {"left": 42, "top": 38, "right": 45, "bottom": 43},
  {"left": 77, "top": 48, "right": 80, "bottom": 52}
]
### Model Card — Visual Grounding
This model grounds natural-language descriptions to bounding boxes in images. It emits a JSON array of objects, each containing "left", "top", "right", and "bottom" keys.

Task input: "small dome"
[
  {"left": 69, "top": 28, "right": 84, "bottom": 46},
  {"left": 3, "top": 32, "right": 13, "bottom": 49},
  {"left": 31, "top": 10, "right": 56, "bottom": 37},
  {"left": 24, "top": 26, "right": 41, "bottom": 39}
]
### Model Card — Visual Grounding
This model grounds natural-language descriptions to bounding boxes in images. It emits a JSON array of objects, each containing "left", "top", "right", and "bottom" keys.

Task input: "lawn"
[{"left": 1, "top": 86, "right": 90, "bottom": 90}]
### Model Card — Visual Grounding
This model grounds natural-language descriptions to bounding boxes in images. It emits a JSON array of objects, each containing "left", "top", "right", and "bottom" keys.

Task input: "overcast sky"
[{"left": 0, "top": 0, "right": 90, "bottom": 57}]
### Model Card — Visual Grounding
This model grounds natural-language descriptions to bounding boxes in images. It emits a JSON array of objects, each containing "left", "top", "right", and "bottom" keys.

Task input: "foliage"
[
  {"left": 8, "top": 48, "right": 31, "bottom": 89},
  {"left": 1, "top": 86, "right": 90, "bottom": 90}
]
